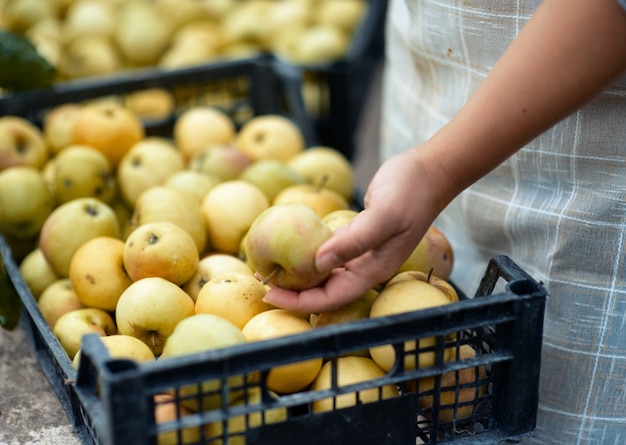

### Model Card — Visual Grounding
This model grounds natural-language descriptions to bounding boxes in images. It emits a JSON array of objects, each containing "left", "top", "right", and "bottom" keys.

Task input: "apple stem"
[
  {"left": 315, "top": 174, "right": 330, "bottom": 192},
  {"left": 427, "top": 267, "right": 434, "bottom": 283},
  {"left": 262, "top": 266, "right": 280, "bottom": 286}
]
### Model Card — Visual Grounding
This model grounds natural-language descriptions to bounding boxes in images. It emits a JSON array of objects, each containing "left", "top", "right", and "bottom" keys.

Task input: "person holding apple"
[{"left": 263, "top": 0, "right": 626, "bottom": 443}]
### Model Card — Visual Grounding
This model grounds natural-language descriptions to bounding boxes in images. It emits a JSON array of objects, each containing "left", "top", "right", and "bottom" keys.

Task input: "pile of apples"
[
  {"left": 0, "top": 98, "right": 485, "bottom": 442},
  {"left": 0, "top": 0, "right": 368, "bottom": 80}
]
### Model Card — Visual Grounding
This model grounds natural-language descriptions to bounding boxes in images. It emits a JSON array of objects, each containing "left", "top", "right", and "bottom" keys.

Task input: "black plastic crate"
[
  {"left": 2, "top": 214, "right": 547, "bottom": 445},
  {"left": 272, "top": 0, "right": 388, "bottom": 161}
]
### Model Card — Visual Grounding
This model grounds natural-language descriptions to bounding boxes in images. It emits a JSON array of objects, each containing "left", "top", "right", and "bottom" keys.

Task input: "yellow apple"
[
  {"left": 124, "top": 88, "right": 176, "bottom": 122},
  {"left": 19, "top": 247, "right": 60, "bottom": 300},
  {"left": 53, "top": 307, "right": 117, "bottom": 360},
  {"left": 386, "top": 270, "right": 459, "bottom": 303},
  {"left": 235, "top": 115, "right": 305, "bottom": 162},
  {"left": 71, "top": 100, "right": 145, "bottom": 168},
  {"left": 183, "top": 252, "right": 254, "bottom": 302},
  {"left": 60, "top": 35, "right": 122, "bottom": 80},
  {"left": 195, "top": 271, "right": 271, "bottom": 329},
  {"left": 116, "top": 137, "right": 186, "bottom": 207},
  {"left": 188, "top": 144, "right": 252, "bottom": 181},
  {"left": 162, "top": 170, "right": 221, "bottom": 203},
  {"left": 69, "top": 236, "right": 133, "bottom": 311},
  {"left": 42, "top": 103, "right": 81, "bottom": 155},
  {"left": 37, "top": 278, "right": 86, "bottom": 330},
  {"left": 52, "top": 144, "right": 116, "bottom": 204},
  {"left": 39, "top": 197, "right": 121, "bottom": 277},
  {"left": 287, "top": 146, "right": 355, "bottom": 201},
  {"left": 123, "top": 221, "right": 199, "bottom": 285},
  {"left": 173, "top": 107, "right": 236, "bottom": 160},
  {"left": 62, "top": 0, "right": 116, "bottom": 43},
  {"left": 315, "top": 0, "right": 368, "bottom": 34},
  {"left": 311, "top": 356, "right": 399, "bottom": 413},
  {"left": 153, "top": 393, "right": 203, "bottom": 445},
  {"left": 242, "top": 309, "right": 323, "bottom": 394},
  {"left": 286, "top": 25, "right": 350, "bottom": 65},
  {"left": 322, "top": 209, "right": 358, "bottom": 231},
  {"left": 245, "top": 202, "right": 333, "bottom": 291},
  {"left": 201, "top": 180, "right": 270, "bottom": 254},
  {"left": 0, "top": 166, "right": 55, "bottom": 239},
  {"left": 72, "top": 334, "right": 156, "bottom": 369},
  {"left": 159, "top": 313, "right": 248, "bottom": 411},
  {"left": 273, "top": 183, "right": 350, "bottom": 219},
  {"left": 239, "top": 159, "right": 305, "bottom": 202},
  {"left": 116, "top": 277, "right": 195, "bottom": 357},
  {"left": 396, "top": 225, "right": 454, "bottom": 281},
  {"left": 0, "top": 116, "right": 49, "bottom": 170},
  {"left": 369, "top": 279, "right": 454, "bottom": 372}
]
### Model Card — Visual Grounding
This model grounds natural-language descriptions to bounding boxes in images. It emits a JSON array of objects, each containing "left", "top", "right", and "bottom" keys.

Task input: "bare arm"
[{"left": 263, "top": 0, "right": 626, "bottom": 313}]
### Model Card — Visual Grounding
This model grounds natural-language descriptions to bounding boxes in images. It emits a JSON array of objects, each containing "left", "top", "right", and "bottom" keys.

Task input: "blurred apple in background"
[
  {"left": 0, "top": 166, "right": 55, "bottom": 239},
  {"left": 42, "top": 103, "right": 81, "bottom": 155},
  {"left": 162, "top": 170, "right": 221, "bottom": 204},
  {"left": 123, "top": 221, "right": 199, "bottom": 285},
  {"left": 37, "top": 278, "right": 86, "bottom": 330},
  {"left": 173, "top": 106, "right": 236, "bottom": 160},
  {"left": 130, "top": 186, "right": 207, "bottom": 254},
  {"left": 287, "top": 146, "right": 355, "bottom": 201},
  {"left": 235, "top": 115, "right": 305, "bottom": 162},
  {"left": 273, "top": 182, "right": 349, "bottom": 219},
  {"left": 69, "top": 236, "right": 133, "bottom": 312},
  {"left": 245, "top": 202, "right": 333, "bottom": 291},
  {"left": 116, "top": 277, "right": 195, "bottom": 357},
  {"left": 59, "top": 35, "right": 122, "bottom": 80},
  {"left": 52, "top": 144, "right": 116, "bottom": 204},
  {"left": 202, "top": 180, "right": 269, "bottom": 254},
  {"left": 195, "top": 271, "right": 272, "bottom": 329},
  {"left": 188, "top": 144, "right": 252, "bottom": 181},
  {"left": 117, "top": 137, "right": 186, "bottom": 207},
  {"left": 39, "top": 197, "right": 121, "bottom": 277},
  {"left": 153, "top": 393, "right": 203, "bottom": 445},
  {"left": 19, "top": 247, "right": 60, "bottom": 300},
  {"left": 183, "top": 252, "right": 253, "bottom": 302},
  {"left": 239, "top": 159, "right": 305, "bottom": 202},
  {"left": 71, "top": 100, "right": 145, "bottom": 168},
  {"left": 159, "top": 313, "right": 248, "bottom": 411},
  {"left": 53, "top": 307, "right": 116, "bottom": 360},
  {"left": 61, "top": 0, "right": 116, "bottom": 43},
  {"left": 0, "top": 116, "right": 49, "bottom": 170},
  {"left": 124, "top": 88, "right": 175, "bottom": 122}
]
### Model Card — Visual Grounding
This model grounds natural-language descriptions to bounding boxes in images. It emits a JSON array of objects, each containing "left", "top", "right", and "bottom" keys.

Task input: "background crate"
[
  {"left": 272, "top": 0, "right": 388, "bottom": 162},
  {"left": 2, "top": 213, "right": 547, "bottom": 445}
]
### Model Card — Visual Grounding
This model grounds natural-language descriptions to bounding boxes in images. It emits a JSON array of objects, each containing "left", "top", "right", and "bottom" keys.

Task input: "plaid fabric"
[{"left": 380, "top": 1, "right": 626, "bottom": 443}]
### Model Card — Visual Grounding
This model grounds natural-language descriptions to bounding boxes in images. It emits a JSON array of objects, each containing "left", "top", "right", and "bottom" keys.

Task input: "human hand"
[{"left": 263, "top": 145, "right": 451, "bottom": 314}]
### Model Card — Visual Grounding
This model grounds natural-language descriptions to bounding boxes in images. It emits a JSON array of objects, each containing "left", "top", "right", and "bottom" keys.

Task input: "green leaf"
[
  {"left": 0, "top": 252, "right": 21, "bottom": 331},
  {"left": 0, "top": 30, "right": 56, "bottom": 92}
]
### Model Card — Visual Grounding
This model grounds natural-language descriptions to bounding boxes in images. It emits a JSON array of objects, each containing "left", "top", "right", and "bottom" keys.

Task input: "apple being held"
[
  {"left": 39, "top": 197, "right": 121, "bottom": 277},
  {"left": 116, "top": 277, "right": 195, "bottom": 357},
  {"left": 0, "top": 116, "right": 49, "bottom": 171},
  {"left": 245, "top": 202, "right": 333, "bottom": 291},
  {"left": 0, "top": 166, "right": 55, "bottom": 239}
]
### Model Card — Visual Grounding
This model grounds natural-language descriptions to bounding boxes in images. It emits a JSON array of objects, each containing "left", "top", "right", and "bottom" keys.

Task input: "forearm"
[{"left": 423, "top": 0, "right": 626, "bottom": 205}]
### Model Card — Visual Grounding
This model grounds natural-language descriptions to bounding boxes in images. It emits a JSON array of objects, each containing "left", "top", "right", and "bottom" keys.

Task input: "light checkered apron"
[{"left": 380, "top": 1, "right": 626, "bottom": 443}]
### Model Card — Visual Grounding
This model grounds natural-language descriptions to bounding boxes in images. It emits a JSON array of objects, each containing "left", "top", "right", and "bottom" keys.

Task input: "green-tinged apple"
[
  {"left": 322, "top": 209, "right": 358, "bottom": 231},
  {"left": 42, "top": 103, "right": 81, "bottom": 155},
  {"left": 195, "top": 271, "right": 271, "bottom": 329},
  {"left": 73, "top": 334, "right": 156, "bottom": 369},
  {"left": 0, "top": 166, "right": 55, "bottom": 239},
  {"left": 201, "top": 180, "right": 269, "bottom": 254},
  {"left": 245, "top": 202, "right": 333, "bottom": 291},
  {"left": 369, "top": 279, "right": 454, "bottom": 372},
  {"left": 159, "top": 313, "right": 247, "bottom": 411},
  {"left": 311, "top": 356, "right": 399, "bottom": 413},
  {"left": 242, "top": 309, "right": 323, "bottom": 394},
  {"left": 37, "top": 278, "right": 86, "bottom": 330},
  {"left": 183, "top": 252, "right": 254, "bottom": 302},
  {"left": 188, "top": 144, "right": 252, "bottom": 181},
  {"left": 116, "top": 277, "right": 195, "bottom": 356},
  {"left": 285, "top": 25, "right": 350, "bottom": 65},
  {"left": 273, "top": 182, "right": 350, "bottom": 219},
  {"left": 117, "top": 137, "right": 186, "bottom": 207},
  {"left": 19, "top": 247, "right": 60, "bottom": 300},
  {"left": 123, "top": 221, "right": 199, "bottom": 285},
  {"left": 69, "top": 236, "right": 133, "bottom": 311},
  {"left": 52, "top": 144, "right": 116, "bottom": 204},
  {"left": 60, "top": 35, "right": 122, "bottom": 80},
  {"left": 162, "top": 169, "right": 221, "bottom": 203},
  {"left": 0, "top": 116, "right": 49, "bottom": 170},
  {"left": 71, "top": 100, "right": 145, "bottom": 168},
  {"left": 386, "top": 270, "right": 459, "bottom": 303},
  {"left": 173, "top": 106, "right": 236, "bottom": 160},
  {"left": 235, "top": 115, "right": 305, "bottom": 162},
  {"left": 39, "top": 197, "right": 121, "bottom": 277},
  {"left": 395, "top": 225, "right": 455, "bottom": 281},
  {"left": 53, "top": 307, "right": 116, "bottom": 360},
  {"left": 62, "top": 0, "right": 116, "bottom": 43},
  {"left": 287, "top": 146, "right": 355, "bottom": 201},
  {"left": 130, "top": 186, "right": 207, "bottom": 254},
  {"left": 239, "top": 159, "right": 305, "bottom": 202}
]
